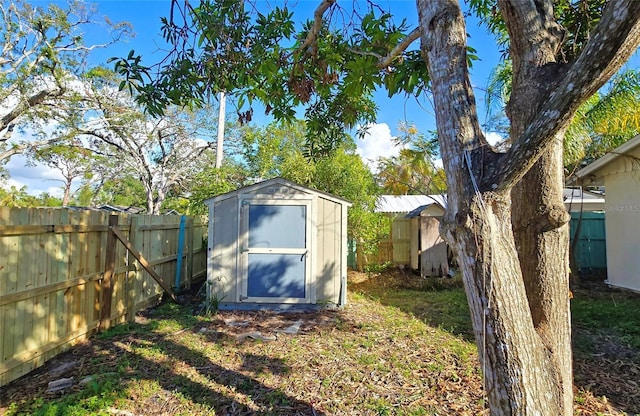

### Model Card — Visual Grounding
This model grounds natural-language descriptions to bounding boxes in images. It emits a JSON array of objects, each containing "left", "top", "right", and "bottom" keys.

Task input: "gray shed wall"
[
  {"left": 210, "top": 196, "right": 239, "bottom": 303},
  {"left": 316, "top": 196, "right": 343, "bottom": 305}
]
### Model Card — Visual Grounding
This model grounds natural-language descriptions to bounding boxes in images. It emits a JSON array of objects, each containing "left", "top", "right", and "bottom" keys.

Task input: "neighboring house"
[
  {"left": 373, "top": 189, "right": 606, "bottom": 278},
  {"left": 374, "top": 195, "right": 448, "bottom": 276},
  {"left": 204, "top": 178, "right": 351, "bottom": 310},
  {"left": 569, "top": 134, "right": 640, "bottom": 292}
]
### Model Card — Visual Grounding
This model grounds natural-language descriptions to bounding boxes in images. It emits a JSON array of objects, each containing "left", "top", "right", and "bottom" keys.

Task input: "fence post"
[
  {"left": 174, "top": 216, "right": 186, "bottom": 292},
  {"left": 185, "top": 217, "right": 194, "bottom": 289},
  {"left": 126, "top": 216, "right": 142, "bottom": 322},
  {"left": 100, "top": 214, "right": 118, "bottom": 331}
]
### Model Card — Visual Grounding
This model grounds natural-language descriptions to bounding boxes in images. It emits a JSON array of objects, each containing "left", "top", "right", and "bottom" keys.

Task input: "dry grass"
[{"left": 0, "top": 269, "right": 637, "bottom": 415}]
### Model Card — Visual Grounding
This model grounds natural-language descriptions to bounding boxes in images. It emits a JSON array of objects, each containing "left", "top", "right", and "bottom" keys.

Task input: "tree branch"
[
  {"left": 377, "top": 27, "right": 421, "bottom": 69},
  {"left": 497, "top": 0, "right": 566, "bottom": 134},
  {"left": 1, "top": 87, "right": 65, "bottom": 131},
  {"left": 0, "top": 137, "right": 60, "bottom": 163},
  {"left": 497, "top": 0, "right": 564, "bottom": 72},
  {"left": 348, "top": 27, "right": 421, "bottom": 69},
  {"left": 417, "top": 0, "right": 485, "bottom": 206},
  {"left": 484, "top": 0, "right": 640, "bottom": 190},
  {"left": 297, "top": 0, "right": 336, "bottom": 56}
]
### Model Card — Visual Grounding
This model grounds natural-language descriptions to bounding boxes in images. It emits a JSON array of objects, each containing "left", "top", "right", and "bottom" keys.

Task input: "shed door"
[{"left": 239, "top": 198, "right": 312, "bottom": 303}]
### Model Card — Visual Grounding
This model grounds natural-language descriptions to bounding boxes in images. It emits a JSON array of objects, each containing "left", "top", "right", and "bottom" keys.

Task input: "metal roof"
[
  {"left": 563, "top": 187, "right": 605, "bottom": 204},
  {"left": 376, "top": 195, "right": 447, "bottom": 213},
  {"left": 377, "top": 189, "right": 603, "bottom": 214}
]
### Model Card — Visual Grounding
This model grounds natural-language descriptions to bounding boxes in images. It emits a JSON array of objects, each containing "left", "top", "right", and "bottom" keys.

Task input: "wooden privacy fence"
[
  {"left": 0, "top": 208, "right": 207, "bottom": 387},
  {"left": 368, "top": 218, "right": 411, "bottom": 267}
]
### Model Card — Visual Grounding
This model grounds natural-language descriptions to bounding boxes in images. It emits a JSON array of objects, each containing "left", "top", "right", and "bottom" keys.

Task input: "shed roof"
[
  {"left": 376, "top": 194, "right": 447, "bottom": 214},
  {"left": 568, "top": 134, "right": 640, "bottom": 185},
  {"left": 405, "top": 203, "right": 446, "bottom": 218},
  {"left": 204, "top": 177, "right": 352, "bottom": 206}
]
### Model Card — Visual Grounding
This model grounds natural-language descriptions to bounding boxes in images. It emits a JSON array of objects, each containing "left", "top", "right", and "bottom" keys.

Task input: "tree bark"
[
  {"left": 511, "top": 140, "right": 573, "bottom": 415},
  {"left": 62, "top": 180, "right": 72, "bottom": 207},
  {"left": 144, "top": 183, "right": 155, "bottom": 215}
]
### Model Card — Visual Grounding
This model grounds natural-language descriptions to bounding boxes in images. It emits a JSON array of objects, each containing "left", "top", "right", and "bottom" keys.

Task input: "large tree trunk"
[
  {"left": 417, "top": 0, "right": 640, "bottom": 413},
  {"left": 416, "top": 2, "right": 565, "bottom": 413},
  {"left": 447, "top": 191, "right": 567, "bottom": 414}
]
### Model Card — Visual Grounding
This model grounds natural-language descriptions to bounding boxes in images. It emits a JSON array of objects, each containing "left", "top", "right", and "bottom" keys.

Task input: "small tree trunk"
[
  {"left": 216, "top": 91, "right": 226, "bottom": 168},
  {"left": 145, "top": 185, "right": 154, "bottom": 214},
  {"left": 512, "top": 141, "right": 573, "bottom": 415},
  {"left": 356, "top": 239, "right": 367, "bottom": 272},
  {"left": 62, "top": 180, "right": 72, "bottom": 207},
  {"left": 152, "top": 187, "right": 167, "bottom": 215}
]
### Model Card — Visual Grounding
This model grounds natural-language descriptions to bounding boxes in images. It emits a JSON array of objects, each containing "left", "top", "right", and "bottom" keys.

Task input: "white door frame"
[{"left": 237, "top": 195, "right": 315, "bottom": 303}]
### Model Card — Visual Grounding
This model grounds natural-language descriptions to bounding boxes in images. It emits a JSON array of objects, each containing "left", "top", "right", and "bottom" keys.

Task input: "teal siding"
[{"left": 570, "top": 212, "right": 607, "bottom": 276}]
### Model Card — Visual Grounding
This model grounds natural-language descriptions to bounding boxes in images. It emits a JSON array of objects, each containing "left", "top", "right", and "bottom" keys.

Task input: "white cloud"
[
  {"left": 193, "top": 138, "right": 209, "bottom": 149},
  {"left": 44, "top": 186, "right": 64, "bottom": 198},
  {"left": 2, "top": 177, "right": 26, "bottom": 189},
  {"left": 4, "top": 155, "right": 64, "bottom": 196},
  {"left": 355, "top": 123, "right": 402, "bottom": 171},
  {"left": 484, "top": 131, "right": 504, "bottom": 146}
]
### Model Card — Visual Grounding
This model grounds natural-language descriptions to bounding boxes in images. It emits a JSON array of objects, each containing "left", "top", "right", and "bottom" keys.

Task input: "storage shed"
[
  {"left": 373, "top": 195, "right": 448, "bottom": 272},
  {"left": 204, "top": 178, "right": 351, "bottom": 310},
  {"left": 405, "top": 202, "right": 448, "bottom": 277}
]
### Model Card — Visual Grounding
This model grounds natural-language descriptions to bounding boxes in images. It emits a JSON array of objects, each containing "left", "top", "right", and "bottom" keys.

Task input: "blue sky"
[{"left": 6, "top": 0, "right": 614, "bottom": 196}]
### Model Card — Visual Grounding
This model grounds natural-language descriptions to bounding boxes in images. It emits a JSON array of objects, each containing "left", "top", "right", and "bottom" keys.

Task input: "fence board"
[
  {"left": 366, "top": 218, "right": 412, "bottom": 267},
  {"left": 100, "top": 215, "right": 117, "bottom": 330},
  {"left": 570, "top": 211, "right": 607, "bottom": 277},
  {"left": 0, "top": 208, "right": 208, "bottom": 387},
  {"left": 0, "top": 224, "right": 108, "bottom": 236},
  {"left": 391, "top": 219, "right": 411, "bottom": 264}
]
